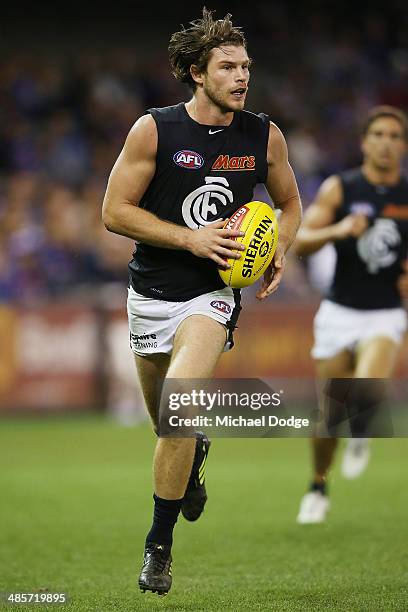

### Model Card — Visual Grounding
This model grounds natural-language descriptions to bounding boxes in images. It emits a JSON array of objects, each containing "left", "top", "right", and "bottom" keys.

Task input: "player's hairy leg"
[
  {"left": 312, "top": 340, "right": 398, "bottom": 481},
  {"left": 154, "top": 315, "right": 227, "bottom": 499},
  {"left": 312, "top": 350, "right": 355, "bottom": 479},
  {"left": 138, "top": 317, "right": 226, "bottom": 595},
  {"left": 169, "top": 314, "right": 227, "bottom": 377},
  {"left": 355, "top": 336, "right": 399, "bottom": 377},
  {"left": 349, "top": 336, "right": 399, "bottom": 438},
  {"left": 134, "top": 352, "right": 170, "bottom": 430},
  {"left": 316, "top": 349, "right": 355, "bottom": 378},
  {"left": 296, "top": 350, "right": 355, "bottom": 523}
]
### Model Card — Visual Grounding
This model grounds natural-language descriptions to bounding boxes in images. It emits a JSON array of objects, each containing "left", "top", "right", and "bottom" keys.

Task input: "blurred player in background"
[
  {"left": 294, "top": 106, "right": 408, "bottom": 523},
  {"left": 102, "top": 8, "right": 301, "bottom": 594}
]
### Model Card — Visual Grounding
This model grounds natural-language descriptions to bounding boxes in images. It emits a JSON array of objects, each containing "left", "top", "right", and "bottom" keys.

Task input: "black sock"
[
  {"left": 145, "top": 494, "right": 183, "bottom": 547},
  {"left": 310, "top": 481, "right": 327, "bottom": 495}
]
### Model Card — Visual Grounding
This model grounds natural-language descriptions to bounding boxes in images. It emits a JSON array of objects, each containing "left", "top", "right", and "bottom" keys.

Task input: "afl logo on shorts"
[
  {"left": 173, "top": 150, "right": 204, "bottom": 169},
  {"left": 210, "top": 300, "right": 231, "bottom": 314}
]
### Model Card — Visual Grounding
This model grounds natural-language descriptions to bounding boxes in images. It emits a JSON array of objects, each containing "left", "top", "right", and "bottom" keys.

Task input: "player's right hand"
[
  {"left": 333, "top": 213, "right": 369, "bottom": 240},
  {"left": 186, "top": 219, "right": 246, "bottom": 269}
]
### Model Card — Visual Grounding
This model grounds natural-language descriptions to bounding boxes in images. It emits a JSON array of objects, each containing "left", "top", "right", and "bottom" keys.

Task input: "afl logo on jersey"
[
  {"left": 210, "top": 300, "right": 231, "bottom": 314},
  {"left": 173, "top": 150, "right": 204, "bottom": 170}
]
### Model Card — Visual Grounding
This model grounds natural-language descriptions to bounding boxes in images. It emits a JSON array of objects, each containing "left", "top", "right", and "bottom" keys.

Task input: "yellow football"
[{"left": 218, "top": 201, "right": 278, "bottom": 289}]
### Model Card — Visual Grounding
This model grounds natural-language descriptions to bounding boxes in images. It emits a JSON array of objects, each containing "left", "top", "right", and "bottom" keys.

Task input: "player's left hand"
[
  {"left": 256, "top": 244, "right": 286, "bottom": 300},
  {"left": 397, "top": 260, "right": 408, "bottom": 299}
]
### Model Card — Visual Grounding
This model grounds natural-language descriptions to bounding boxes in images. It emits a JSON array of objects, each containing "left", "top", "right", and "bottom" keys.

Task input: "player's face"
[
  {"left": 362, "top": 117, "right": 407, "bottom": 171},
  {"left": 200, "top": 45, "right": 250, "bottom": 112}
]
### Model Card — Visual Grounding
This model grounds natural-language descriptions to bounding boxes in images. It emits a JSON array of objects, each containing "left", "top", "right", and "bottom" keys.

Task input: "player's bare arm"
[
  {"left": 102, "top": 114, "right": 244, "bottom": 268},
  {"left": 256, "top": 122, "right": 302, "bottom": 300},
  {"left": 294, "top": 175, "right": 369, "bottom": 257}
]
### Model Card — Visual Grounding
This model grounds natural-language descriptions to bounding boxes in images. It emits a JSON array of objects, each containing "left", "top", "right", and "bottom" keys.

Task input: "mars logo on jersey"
[
  {"left": 173, "top": 150, "right": 204, "bottom": 169},
  {"left": 210, "top": 300, "right": 231, "bottom": 314},
  {"left": 212, "top": 155, "right": 255, "bottom": 171},
  {"left": 182, "top": 176, "right": 234, "bottom": 229}
]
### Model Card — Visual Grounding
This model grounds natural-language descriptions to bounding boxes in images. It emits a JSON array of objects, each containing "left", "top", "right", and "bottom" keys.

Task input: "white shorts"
[
  {"left": 312, "top": 299, "right": 408, "bottom": 360},
  {"left": 127, "top": 286, "right": 241, "bottom": 356}
]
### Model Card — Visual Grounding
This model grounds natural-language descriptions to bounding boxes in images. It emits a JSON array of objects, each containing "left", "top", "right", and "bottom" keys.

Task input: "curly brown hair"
[{"left": 168, "top": 7, "right": 247, "bottom": 91}]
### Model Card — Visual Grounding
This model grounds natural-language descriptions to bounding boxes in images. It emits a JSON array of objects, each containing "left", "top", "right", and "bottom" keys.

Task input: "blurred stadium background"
[{"left": 1, "top": 2, "right": 408, "bottom": 610}]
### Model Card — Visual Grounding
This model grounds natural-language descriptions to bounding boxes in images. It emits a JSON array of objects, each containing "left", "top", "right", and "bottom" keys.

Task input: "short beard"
[{"left": 203, "top": 82, "right": 237, "bottom": 114}]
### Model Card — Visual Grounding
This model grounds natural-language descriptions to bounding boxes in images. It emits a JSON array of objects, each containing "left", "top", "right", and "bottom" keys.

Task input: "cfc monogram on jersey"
[
  {"left": 182, "top": 177, "right": 233, "bottom": 230},
  {"left": 128, "top": 103, "right": 270, "bottom": 301},
  {"left": 357, "top": 218, "right": 401, "bottom": 273},
  {"left": 328, "top": 168, "right": 408, "bottom": 309}
]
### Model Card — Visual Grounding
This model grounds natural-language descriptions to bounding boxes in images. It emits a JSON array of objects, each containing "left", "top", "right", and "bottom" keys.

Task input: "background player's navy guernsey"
[
  {"left": 128, "top": 103, "right": 270, "bottom": 301},
  {"left": 328, "top": 168, "right": 408, "bottom": 309}
]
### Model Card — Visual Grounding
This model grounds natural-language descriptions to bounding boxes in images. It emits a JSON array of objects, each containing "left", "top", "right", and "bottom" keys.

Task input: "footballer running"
[
  {"left": 295, "top": 105, "right": 408, "bottom": 524},
  {"left": 102, "top": 8, "right": 302, "bottom": 595}
]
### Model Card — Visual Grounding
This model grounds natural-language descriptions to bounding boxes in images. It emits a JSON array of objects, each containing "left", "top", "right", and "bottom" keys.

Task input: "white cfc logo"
[
  {"left": 357, "top": 218, "right": 401, "bottom": 273},
  {"left": 182, "top": 177, "right": 233, "bottom": 229}
]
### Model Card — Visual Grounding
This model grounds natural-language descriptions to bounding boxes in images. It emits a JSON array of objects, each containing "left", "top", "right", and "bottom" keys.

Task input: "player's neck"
[
  {"left": 185, "top": 97, "right": 234, "bottom": 127},
  {"left": 361, "top": 162, "right": 401, "bottom": 186}
]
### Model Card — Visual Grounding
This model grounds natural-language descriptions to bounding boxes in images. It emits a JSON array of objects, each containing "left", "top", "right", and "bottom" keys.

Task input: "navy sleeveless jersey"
[
  {"left": 128, "top": 103, "right": 270, "bottom": 301},
  {"left": 328, "top": 168, "right": 408, "bottom": 309}
]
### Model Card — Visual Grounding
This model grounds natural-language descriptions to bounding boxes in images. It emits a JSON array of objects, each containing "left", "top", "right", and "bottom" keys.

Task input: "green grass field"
[{"left": 1, "top": 416, "right": 407, "bottom": 611}]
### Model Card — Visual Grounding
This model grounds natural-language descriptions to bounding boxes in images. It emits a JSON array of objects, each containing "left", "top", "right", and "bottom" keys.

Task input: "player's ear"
[{"left": 190, "top": 65, "right": 204, "bottom": 87}]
